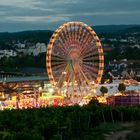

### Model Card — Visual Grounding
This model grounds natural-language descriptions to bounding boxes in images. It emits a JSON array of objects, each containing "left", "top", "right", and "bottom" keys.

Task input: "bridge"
[{"left": 0, "top": 71, "right": 23, "bottom": 78}]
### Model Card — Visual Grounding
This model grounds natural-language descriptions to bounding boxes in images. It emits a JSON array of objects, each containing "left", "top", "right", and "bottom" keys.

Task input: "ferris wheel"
[{"left": 46, "top": 21, "right": 104, "bottom": 97}]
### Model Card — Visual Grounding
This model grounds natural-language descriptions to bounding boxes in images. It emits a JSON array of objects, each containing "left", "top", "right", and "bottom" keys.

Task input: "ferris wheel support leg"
[
  {"left": 65, "top": 73, "right": 71, "bottom": 97},
  {"left": 63, "top": 64, "right": 74, "bottom": 98},
  {"left": 81, "top": 76, "right": 90, "bottom": 97},
  {"left": 70, "top": 63, "right": 77, "bottom": 98},
  {"left": 79, "top": 68, "right": 96, "bottom": 97},
  {"left": 56, "top": 63, "right": 70, "bottom": 88}
]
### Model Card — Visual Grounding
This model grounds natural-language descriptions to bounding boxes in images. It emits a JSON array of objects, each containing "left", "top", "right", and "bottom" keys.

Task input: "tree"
[
  {"left": 100, "top": 86, "right": 108, "bottom": 96},
  {"left": 118, "top": 83, "right": 126, "bottom": 94}
]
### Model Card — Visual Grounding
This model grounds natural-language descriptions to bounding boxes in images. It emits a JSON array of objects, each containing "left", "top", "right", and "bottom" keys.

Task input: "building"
[
  {"left": 0, "top": 50, "right": 17, "bottom": 59},
  {"left": 19, "top": 43, "right": 47, "bottom": 56},
  {"left": 109, "top": 60, "right": 140, "bottom": 78},
  {"left": 107, "top": 90, "right": 140, "bottom": 106}
]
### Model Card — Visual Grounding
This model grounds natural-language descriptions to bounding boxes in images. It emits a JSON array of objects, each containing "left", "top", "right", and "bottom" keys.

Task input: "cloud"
[
  {"left": 0, "top": 0, "right": 140, "bottom": 32},
  {"left": 2, "top": 16, "right": 70, "bottom": 23},
  {"left": 0, "top": 0, "right": 40, "bottom": 9}
]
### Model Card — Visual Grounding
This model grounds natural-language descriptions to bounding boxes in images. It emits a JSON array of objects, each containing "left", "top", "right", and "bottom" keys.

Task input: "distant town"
[{"left": 0, "top": 42, "right": 46, "bottom": 58}]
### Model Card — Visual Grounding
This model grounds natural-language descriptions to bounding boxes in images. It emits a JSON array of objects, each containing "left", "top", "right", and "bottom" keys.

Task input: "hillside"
[
  {"left": 0, "top": 25, "right": 140, "bottom": 43},
  {"left": 0, "top": 30, "right": 53, "bottom": 44},
  {"left": 92, "top": 25, "right": 140, "bottom": 33}
]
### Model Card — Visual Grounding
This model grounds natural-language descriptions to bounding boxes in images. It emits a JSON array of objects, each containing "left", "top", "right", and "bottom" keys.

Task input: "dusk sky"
[{"left": 0, "top": 0, "right": 140, "bottom": 32}]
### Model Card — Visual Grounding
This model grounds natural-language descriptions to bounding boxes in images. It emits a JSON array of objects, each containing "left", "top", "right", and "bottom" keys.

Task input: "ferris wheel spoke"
[
  {"left": 57, "top": 38, "right": 71, "bottom": 55},
  {"left": 81, "top": 36, "right": 96, "bottom": 53},
  {"left": 80, "top": 32, "right": 91, "bottom": 49},
  {"left": 84, "top": 70, "right": 95, "bottom": 83},
  {"left": 80, "top": 29, "right": 91, "bottom": 47},
  {"left": 83, "top": 52, "right": 98, "bottom": 58},
  {"left": 70, "top": 23, "right": 75, "bottom": 41},
  {"left": 51, "top": 63, "right": 67, "bottom": 70},
  {"left": 75, "top": 26, "right": 84, "bottom": 52},
  {"left": 51, "top": 56, "right": 66, "bottom": 61},
  {"left": 51, "top": 50, "right": 65, "bottom": 58},
  {"left": 63, "top": 30, "right": 72, "bottom": 51},
  {"left": 74, "top": 24, "right": 79, "bottom": 41},
  {"left": 67, "top": 29, "right": 73, "bottom": 42},
  {"left": 52, "top": 63, "right": 67, "bottom": 72},
  {"left": 73, "top": 23, "right": 76, "bottom": 40},
  {"left": 75, "top": 24, "right": 80, "bottom": 40},
  {"left": 83, "top": 69, "right": 97, "bottom": 82},
  {"left": 51, "top": 57, "right": 66, "bottom": 63},
  {"left": 55, "top": 46, "right": 69, "bottom": 57},
  {"left": 81, "top": 48, "right": 98, "bottom": 58},
  {"left": 79, "top": 29, "right": 87, "bottom": 46},
  {"left": 64, "top": 24, "right": 72, "bottom": 42},
  {"left": 82, "top": 51, "right": 98, "bottom": 58},
  {"left": 61, "top": 29, "right": 72, "bottom": 47},
  {"left": 82, "top": 69, "right": 97, "bottom": 81},
  {"left": 77, "top": 26, "right": 83, "bottom": 43},
  {"left": 84, "top": 33, "right": 94, "bottom": 45},
  {"left": 54, "top": 40, "right": 65, "bottom": 50},
  {"left": 78, "top": 27, "right": 86, "bottom": 43},
  {"left": 80, "top": 43, "right": 97, "bottom": 56},
  {"left": 51, "top": 52, "right": 67, "bottom": 60},
  {"left": 65, "top": 25, "right": 72, "bottom": 41},
  {"left": 83, "top": 55, "right": 99, "bottom": 61},
  {"left": 73, "top": 23, "right": 78, "bottom": 41},
  {"left": 82, "top": 32, "right": 90, "bottom": 44},
  {"left": 82, "top": 61, "right": 95, "bottom": 65},
  {"left": 70, "top": 24, "right": 73, "bottom": 41},
  {"left": 59, "top": 31, "right": 67, "bottom": 44},
  {"left": 81, "top": 42, "right": 97, "bottom": 56},
  {"left": 81, "top": 63, "right": 99, "bottom": 79},
  {"left": 82, "top": 61, "right": 99, "bottom": 70},
  {"left": 82, "top": 54, "right": 98, "bottom": 61},
  {"left": 61, "top": 28, "right": 69, "bottom": 42},
  {"left": 51, "top": 61, "right": 66, "bottom": 66},
  {"left": 59, "top": 34, "right": 71, "bottom": 53},
  {"left": 83, "top": 58, "right": 99, "bottom": 62},
  {"left": 80, "top": 35, "right": 93, "bottom": 54},
  {"left": 51, "top": 58, "right": 65, "bottom": 63}
]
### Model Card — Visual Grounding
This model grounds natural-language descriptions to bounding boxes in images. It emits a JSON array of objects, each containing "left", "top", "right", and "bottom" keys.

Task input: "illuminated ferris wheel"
[{"left": 46, "top": 21, "right": 104, "bottom": 97}]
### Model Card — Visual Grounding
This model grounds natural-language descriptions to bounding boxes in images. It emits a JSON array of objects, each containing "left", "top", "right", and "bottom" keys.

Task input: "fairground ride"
[{"left": 46, "top": 21, "right": 104, "bottom": 98}]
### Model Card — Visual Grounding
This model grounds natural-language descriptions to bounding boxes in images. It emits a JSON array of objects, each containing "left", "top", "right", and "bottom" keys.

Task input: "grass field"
[{"left": 72, "top": 122, "right": 140, "bottom": 140}]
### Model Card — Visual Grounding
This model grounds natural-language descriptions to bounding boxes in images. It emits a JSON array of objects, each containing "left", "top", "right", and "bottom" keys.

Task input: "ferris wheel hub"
[{"left": 68, "top": 48, "right": 81, "bottom": 64}]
